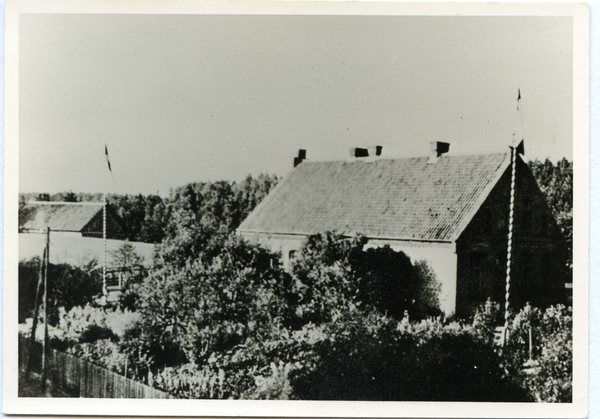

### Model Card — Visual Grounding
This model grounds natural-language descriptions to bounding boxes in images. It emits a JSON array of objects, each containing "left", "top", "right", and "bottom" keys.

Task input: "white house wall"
[
  {"left": 238, "top": 231, "right": 307, "bottom": 270},
  {"left": 239, "top": 231, "right": 458, "bottom": 316},
  {"left": 365, "top": 239, "right": 458, "bottom": 317},
  {"left": 19, "top": 232, "right": 156, "bottom": 267}
]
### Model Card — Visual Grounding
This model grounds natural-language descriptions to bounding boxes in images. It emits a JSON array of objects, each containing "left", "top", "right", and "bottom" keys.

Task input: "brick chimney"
[
  {"left": 427, "top": 142, "right": 450, "bottom": 164},
  {"left": 293, "top": 149, "right": 307, "bottom": 167},
  {"left": 369, "top": 145, "right": 383, "bottom": 156},
  {"left": 350, "top": 147, "right": 369, "bottom": 158}
]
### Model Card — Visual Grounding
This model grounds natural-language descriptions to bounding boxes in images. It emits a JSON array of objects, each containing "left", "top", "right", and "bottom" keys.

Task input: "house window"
[{"left": 285, "top": 249, "right": 298, "bottom": 271}]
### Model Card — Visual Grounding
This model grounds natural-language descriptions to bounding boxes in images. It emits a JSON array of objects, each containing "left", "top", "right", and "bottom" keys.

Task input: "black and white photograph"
[{"left": 3, "top": 1, "right": 590, "bottom": 417}]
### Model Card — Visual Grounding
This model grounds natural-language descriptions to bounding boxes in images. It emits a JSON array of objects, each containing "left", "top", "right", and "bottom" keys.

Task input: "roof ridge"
[
  {"left": 296, "top": 151, "right": 509, "bottom": 165},
  {"left": 27, "top": 201, "right": 105, "bottom": 206}
]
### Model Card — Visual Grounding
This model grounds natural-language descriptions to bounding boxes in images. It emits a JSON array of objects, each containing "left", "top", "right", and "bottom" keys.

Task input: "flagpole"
[
  {"left": 503, "top": 89, "right": 525, "bottom": 345},
  {"left": 503, "top": 145, "right": 516, "bottom": 345},
  {"left": 102, "top": 145, "right": 111, "bottom": 306},
  {"left": 103, "top": 193, "right": 107, "bottom": 305}
]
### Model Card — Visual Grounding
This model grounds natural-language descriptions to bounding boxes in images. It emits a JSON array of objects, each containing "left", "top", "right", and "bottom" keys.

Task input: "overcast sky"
[{"left": 19, "top": 14, "right": 573, "bottom": 196}]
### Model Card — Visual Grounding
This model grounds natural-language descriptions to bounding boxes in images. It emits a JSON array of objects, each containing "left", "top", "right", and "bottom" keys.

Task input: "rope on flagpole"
[{"left": 503, "top": 145, "right": 517, "bottom": 345}]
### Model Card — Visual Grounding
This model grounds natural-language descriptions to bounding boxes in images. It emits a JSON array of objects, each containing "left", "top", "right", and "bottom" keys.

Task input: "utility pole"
[
  {"left": 25, "top": 246, "right": 46, "bottom": 380},
  {"left": 40, "top": 227, "right": 50, "bottom": 392}
]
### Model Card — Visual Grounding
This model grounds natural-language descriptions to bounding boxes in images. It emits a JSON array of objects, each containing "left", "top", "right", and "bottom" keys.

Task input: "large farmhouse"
[{"left": 238, "top": 144, "right": 567, "bottom": 317}]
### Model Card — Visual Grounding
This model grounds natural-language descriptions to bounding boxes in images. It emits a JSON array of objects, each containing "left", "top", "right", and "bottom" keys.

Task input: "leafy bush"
[
  {"left": 472, "top": 298, "right": 504, "bottom": 341},
  {"left": 135, "top": 234, "right": 290, "bottom": 370},
  {"left": 19, "top": 258, "right": 103, "bottom": 325},
  {"left": 127, "top": 232, "right": 450, "bottom": 399},
  {"left": 18, "top": 257, "right": 42, "bottom": 323},
  {"left": 504, "top": 304, "right": 572, "bottom": 402},
  {"left": 291, "top": 232, "right": 441, "bottom": 323},
  {"left": 53, "top": 304, "right": 141, "bottom": 348},
  {"left": 291, "top": 313, "right": 529, "bottom": 402},
  {"left": 68, "top": 339, "right": 129, "bottom": 375}
]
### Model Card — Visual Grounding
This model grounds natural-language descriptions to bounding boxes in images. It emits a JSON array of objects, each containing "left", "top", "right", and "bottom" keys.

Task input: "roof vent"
[
  {"left": 293, "top": 149, "right": 307, "bottom": 167},
  {"left": 427, "top": 141, "right": 450, "bottom": 164}
]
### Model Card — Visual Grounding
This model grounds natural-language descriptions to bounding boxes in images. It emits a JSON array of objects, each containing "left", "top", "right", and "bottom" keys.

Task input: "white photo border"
[{"left": 2, "top": 1, "right": 590, "bottom": 417}]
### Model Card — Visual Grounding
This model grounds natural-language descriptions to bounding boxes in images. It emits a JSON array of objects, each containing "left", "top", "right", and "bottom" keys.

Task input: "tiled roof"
[
  {"left": 238, "top": 152, "right": 511, "bottom": 242},
  {"left": 20, "top": 202, "right": 104, "bottom": 232}
]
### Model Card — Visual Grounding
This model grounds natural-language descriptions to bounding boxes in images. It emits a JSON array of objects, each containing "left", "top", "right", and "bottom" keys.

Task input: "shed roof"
[
  {"left": 238, "top": 152, "right": 512, "bottom": 242},
  {"left": 20, "top": 202, "right": 105, "bottom": 232}
]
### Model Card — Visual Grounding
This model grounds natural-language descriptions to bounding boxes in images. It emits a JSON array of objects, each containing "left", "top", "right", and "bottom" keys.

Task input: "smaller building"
[
  {"left": 19, "top": 201, "right": 124, "bottom": 239},
  {"left": 19, "top": 201, "right": 155, "bottom": 268}
]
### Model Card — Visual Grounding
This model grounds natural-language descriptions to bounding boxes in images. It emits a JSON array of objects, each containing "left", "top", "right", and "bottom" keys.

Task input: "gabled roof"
[
  {"left": 238, "top": 152, "right": 511, "bottom": 242},
  {"left": 19, "top": 201, "right": 105, "bottom": 232}
]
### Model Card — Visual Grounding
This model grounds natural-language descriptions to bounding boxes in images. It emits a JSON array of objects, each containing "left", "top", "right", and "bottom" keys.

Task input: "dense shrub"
[
  {"left": 56, "top": 304, "right": 141, "bottom": 344},
  {"left": 134, "top": 234, "right": 291, "bottom": 371},
  {"left": 291, "top": 314, "right": 529, "bottom": 402},
  {"left": 503, "top": 304, "right": 572, "bottom": 402},
  {"left": 18, "top": 257, "right": 42, "bottom": 323},
  {"left": 291, "top": 232, "right": 441, "bottom": 324},
  {"left": 19, "top": 258, "right": 103, "bottom": 325},
  {"left": 68, "top": 339, "right": 129, "bottom": 375}
]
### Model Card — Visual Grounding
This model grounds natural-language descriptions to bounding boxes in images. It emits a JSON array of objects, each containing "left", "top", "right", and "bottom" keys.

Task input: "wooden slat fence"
[{"left": 19, "top": 335, "right": 174, "bottom": 399}]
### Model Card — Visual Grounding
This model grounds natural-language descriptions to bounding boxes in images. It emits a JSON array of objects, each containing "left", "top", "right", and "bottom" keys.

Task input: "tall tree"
[{"left": 528, "top": 158, "right": 573, "bottom": 267}]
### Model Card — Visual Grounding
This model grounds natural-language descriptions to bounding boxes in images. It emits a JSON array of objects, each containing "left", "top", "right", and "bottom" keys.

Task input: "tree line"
[
  {"left": 19, "top": 173, "right": 279, "bottom": 245},
  {"left": 527, "top": 158, "right": 573, "bottom": 267}
]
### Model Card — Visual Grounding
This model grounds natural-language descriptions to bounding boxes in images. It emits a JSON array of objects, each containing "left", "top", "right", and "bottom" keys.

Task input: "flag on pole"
[{"left": 105, "top": 145, "right": 112, "bottom": 172}]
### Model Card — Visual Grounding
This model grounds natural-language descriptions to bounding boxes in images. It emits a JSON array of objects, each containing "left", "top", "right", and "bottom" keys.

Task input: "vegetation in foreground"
[{"left": 19, "top": 232, "right": 572, "bottom": 402}]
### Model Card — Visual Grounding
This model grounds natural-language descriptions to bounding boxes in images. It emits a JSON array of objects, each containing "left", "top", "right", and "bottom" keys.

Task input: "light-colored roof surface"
[
  {"left": 238, "top": 152, "right": 511, "bottom": 242},
  {"left": 20, "top": 202, "right": 104, "bottom": 232}
]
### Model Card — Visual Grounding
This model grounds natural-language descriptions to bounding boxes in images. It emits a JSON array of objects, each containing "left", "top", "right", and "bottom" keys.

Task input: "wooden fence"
[{"left": 19, "top": 335, "right": 174, "bottom": 399}]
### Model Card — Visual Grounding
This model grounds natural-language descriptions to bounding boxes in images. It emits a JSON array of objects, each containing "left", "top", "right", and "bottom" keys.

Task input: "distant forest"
[{"left": 19, "top": 158, "right": 572, "bottom": 263}]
